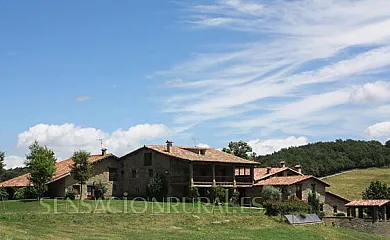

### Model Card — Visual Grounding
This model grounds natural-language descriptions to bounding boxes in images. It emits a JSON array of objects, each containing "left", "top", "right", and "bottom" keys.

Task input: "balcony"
[{"left": 169, "top": 175, "right": 253, "bottom": 186}]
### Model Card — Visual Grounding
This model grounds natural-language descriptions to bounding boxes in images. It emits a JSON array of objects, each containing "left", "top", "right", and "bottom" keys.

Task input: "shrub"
[
  {"left": 207, "top": 186, "right": 227, "bottom": 203},
  {"left": 146, "top": 174, "right": 168, "bottom": 201},
  {"left": 0, "top": 187, "right": 8, "bottom": 200},
  {"left": 187, "top": 186, "right": 200, "bottom": 202},
  {"left": 263, "top": 200, "right": 310, "bottom": 216},
  {"left": 229, "top": 190, "right": 240, "bottom": 206},
  {"left": 308, "top": 192, "right": 321, "bottom": 214},
  {"left": 261, "top": 186, "right": 281, "bottom": 201},
  {"left": 94, "top": 182, "right": 108, "bottom": 199},
  {"left": 335, "top": 212, "right": 346, "bottom": 217},
  {"left": 14, "top": 187, "right": 38, "bottom": 200},
  {"left": 65, "top": 187, "right": 78, "bottom": 200}
]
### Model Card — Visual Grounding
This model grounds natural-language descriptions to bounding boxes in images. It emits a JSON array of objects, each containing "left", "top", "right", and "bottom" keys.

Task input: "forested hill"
[{"left": 256, "top": 139, "right": 390, "bottom": 177}]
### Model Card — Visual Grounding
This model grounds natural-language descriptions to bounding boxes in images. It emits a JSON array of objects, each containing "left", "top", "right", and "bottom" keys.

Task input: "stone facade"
[
  {"left": 323, "top": 192, "right": 349, "bottom": 216},
  {"left": 118, "top": 147, "right": 181, "bottom": 198},
  {"left": 46, "top": 155, "right": 118, "bottom": 198}
]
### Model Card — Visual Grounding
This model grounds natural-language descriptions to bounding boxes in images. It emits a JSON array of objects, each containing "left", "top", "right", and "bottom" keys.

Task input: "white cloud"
[
  {"left": 196, "top": 143, "right": 210, "bottom": 148},
  {"left": 248, "top": 136, "right": 309, "bottom": 156},
  {"left": 76, "top": 96, "right": 91, "bottom": 102},
  {"left": 350, "top": 81, "right": 390, "bottom": 104},
  {"left": 4, "top": 156, "right": 25, "bottom": 169},
  {"left": 16, "top": 123, "right": 173, "bottom": 159},
  {"left": 365, "top": 122, "right": 390, "bottom": 137},
  {"left": 155, "top": 0, "right": 390, "bottom": 137}
]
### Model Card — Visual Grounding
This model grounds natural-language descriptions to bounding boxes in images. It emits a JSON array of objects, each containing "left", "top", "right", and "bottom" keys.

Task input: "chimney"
[
  {"left": 266, "top": 167, "right": 272, "bottom": 174},
  {"left": 166, "top": 140, "right": 173, "bottom": 153},
  {"left": 294, "top": 165, "right": 302, "bottom": 174},
  {"left": 101, "top": 148, "right": 107, "bottom": 156},
  {"left": 280, "top": 161, "right": 286, "bottom": 168}
]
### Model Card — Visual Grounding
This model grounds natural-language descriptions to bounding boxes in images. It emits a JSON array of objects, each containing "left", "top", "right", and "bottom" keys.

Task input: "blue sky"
[{"left": 1, "top": 0, "right": 390, "bottom": 168}]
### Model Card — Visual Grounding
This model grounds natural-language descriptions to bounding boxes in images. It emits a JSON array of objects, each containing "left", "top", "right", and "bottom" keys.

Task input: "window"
[
  {"left": 121, "top": 170, "right": 124, "bottom": 180},
  {"left": 109, "top": 168, "right": 117, "bottom": 181},
  {"left": 113, "top": 184, "right": 116, "bottom": 192},
  {"left": 132, "top": 169, "right": 137, "bottom": 178},
  {"left": 235, "top": 167, "right": 251, "bottom": 176},
  {"left": 148, "top": 169, "right": 154, "bottom": 178},
  {"left": 144, "top": 153, "right": 152, "bottom": 166},
  {"left": 333, "top": 206, "right": 338, "bottom": 213},
  {"left": 121, "top": 162, "right": 124, "bottom": 167},
  {"left": 136, "top": 188, "right": 140, "bottom": 194}
]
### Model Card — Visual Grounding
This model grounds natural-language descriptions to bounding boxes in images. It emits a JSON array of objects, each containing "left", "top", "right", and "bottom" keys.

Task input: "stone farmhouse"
[
  {"left": 0, "top": 149, "right": 118, "bottom": 199},
  {"left": 0, "top": 140, "right": 350, "bottom": 216}
]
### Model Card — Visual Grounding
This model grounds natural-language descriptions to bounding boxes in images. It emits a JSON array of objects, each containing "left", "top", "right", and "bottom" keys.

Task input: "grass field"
[
  {"left": 323, "top": 168, "right": 390, "bottom": 200},
  {"left": 0, "top": 200, "right": 389, "bottom": 240}
]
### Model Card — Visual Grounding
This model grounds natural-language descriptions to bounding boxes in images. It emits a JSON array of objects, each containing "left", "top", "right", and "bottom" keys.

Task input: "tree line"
[
  {"left": 222, "top": 139, "right": 390, "bottom": 177},
  {"left": 256, "top": 139, "right": 390, "bottom": 177}
]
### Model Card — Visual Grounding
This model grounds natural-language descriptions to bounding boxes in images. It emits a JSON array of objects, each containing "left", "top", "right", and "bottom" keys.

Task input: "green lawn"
[
  {"left": 323, "top": 168, "right": 390, "bottom": 200},
  {"left": 0, "top": 200, "right": 389, "bottom": 240}
]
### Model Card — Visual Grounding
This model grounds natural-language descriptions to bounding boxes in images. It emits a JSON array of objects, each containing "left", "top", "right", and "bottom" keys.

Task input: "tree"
[
  {"left": 385, "top": 140, "right": 390, "bottom": 148},
  {"left": 0, "top": 151, "right": 4, "bottom": 171},
  {"left": 308, "top": 192, "right": 321, "bottom": 214},
  {"left": 222, "top": 141, "right": 254, "bottom": 159},
  {"left": 25, "top": 141, "right": 56, "bottom": 200},
  {"left": 146, "top": 174, "right": 168, "bottom": 201},
  {"left": 362, "top": 180, "right": 390, "bottom": 200},
  {"left": 70, "top": 150, "right": 92, "bottom": 200},
  {"left": 261, "top": 186, "right": 281, "bottom": 201}
]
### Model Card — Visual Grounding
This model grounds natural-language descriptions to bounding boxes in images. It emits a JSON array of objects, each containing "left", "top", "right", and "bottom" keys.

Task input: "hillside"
[
  {"left": 257, "top": 139, "right": 390, "bottom": 177},
  {"left": 322, "top": 168, "right": 390, "bottom": 200}
]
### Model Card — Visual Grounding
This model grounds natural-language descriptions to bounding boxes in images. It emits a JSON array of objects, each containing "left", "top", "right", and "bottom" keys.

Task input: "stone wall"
[
  {"left": 118, "top": 147, "right": 180, "bottom": 197},
  {"left": 323, "top": 217, "right": 390, "bottom": 236},
  {"left": 47, "top": 155, "right": 118, "bottom": 198},
  {"left": 323, "top": 192, "right": 348, "bottom": 216}
]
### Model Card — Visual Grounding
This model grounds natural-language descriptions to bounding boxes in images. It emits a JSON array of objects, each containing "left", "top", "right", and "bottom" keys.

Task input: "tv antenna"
[
  {"left": 191, "top": 137, "right": 199, "bottom": 147},
  {"left": 98, "top": 138, "right": 103, "bottom": 149}
]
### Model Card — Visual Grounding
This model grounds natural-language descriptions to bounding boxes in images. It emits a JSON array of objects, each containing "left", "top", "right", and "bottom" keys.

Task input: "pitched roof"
[
  {"left": 254, "top": 167, "right": 303, "bottom": 181},
  {"left": 0, "top": 153, "right": 116, "bottom": 188},
  {"left": 325, "top": 191, "right": 350, "bottom": 202},
  {"left": 145, "top": 145, "right": 259, "bottom": 165},
  {"left": 254, "top": 175, "right": 330, "bottom": 187},
  {"left": 345, "top": 200, "right": 390, "bottom": 207}
]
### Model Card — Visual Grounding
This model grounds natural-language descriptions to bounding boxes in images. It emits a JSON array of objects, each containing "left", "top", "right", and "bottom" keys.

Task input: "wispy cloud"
[
  {"left": 76, "top": 96, "right": 91, "bottom": 102},
  {"left": 155, "top": 0, "right": 390, "bottom": 138}
]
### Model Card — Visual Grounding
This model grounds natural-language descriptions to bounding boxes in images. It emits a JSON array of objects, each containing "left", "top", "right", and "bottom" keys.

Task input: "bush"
[
  {"left": 14, "top": 187, "right": 38, "bottom": 200},
  {"left": 146, "top": 174, "right": 168, "bottom": 201},
  {"left": 187, "top": 186, "right": 200, "bottom": 202},
  {"left": 308, "top": 192, "right": 321, "bottom": 214},
  {"left": 229, "top": 191, "right": 240, "bottom": 206},
  {"left": 207, "top": 186, "right": 227, "bottom": 203},
  {"left": 65, "top": 187, "right": 78, "bottom": 200},
  {"left": 263, "top": 200, "right": 310, "bottom": 216},
  {"left": 94, "top": 182, "right": 108, "bottom": 199},
  {"left": 0, "top": 187, "right": 8, "bottom": 200},
  {"left": 335, "top": 212, "right": 346, "bottom": 217},
  {"left": 261, "top": 186, "right": 281, "bottom": 201}
]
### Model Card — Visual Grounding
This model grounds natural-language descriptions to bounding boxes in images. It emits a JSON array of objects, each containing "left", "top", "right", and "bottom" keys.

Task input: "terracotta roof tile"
[
  {"left": 0, "top": 154, "right": 116, "bottom": 188},
  {"left": 145, "top": 145, "right": 259, "bottom": 165},
  {"left": 345, "top": 200, "right": 390, "bottom": 207},
  {"left": 254, "top": 167, "right": 303, "bottom": 180},
  {"left": 254, "top": 175, "right": 330, "bottom": 186}
]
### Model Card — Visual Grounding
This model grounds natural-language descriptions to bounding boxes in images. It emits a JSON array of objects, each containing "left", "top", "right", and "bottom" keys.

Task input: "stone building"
[
  {"left": 117, "top": 141, "right": 259, "bottom": 198},
  {"left": 324, "top": 191, "right": 350, "bottom": 215},
  {"left": 0, "top": 150, "right": 118, "bottom": 199}
]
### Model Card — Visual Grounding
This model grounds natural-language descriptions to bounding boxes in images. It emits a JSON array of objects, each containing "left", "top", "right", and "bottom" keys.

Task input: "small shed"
[{"left": 345, "top": 200, "right": 390, "bottom": 222}]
